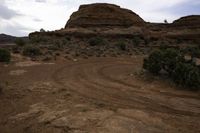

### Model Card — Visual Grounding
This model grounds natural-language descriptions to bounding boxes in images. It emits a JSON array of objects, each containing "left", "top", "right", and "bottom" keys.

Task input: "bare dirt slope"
[{"left": 0, "top": 57, "right": 200, "bottom": 133}]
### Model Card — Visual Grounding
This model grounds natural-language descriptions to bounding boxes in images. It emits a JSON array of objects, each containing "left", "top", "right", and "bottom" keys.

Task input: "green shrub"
[
  {"left": 162, "top": 48, "right": 183, "bottom": 75},
  {"left": 55, "top": 42, "right": 64, "bottom": 49},
  {"left": 183, "top": 46, "right": 200, "bottom": 58},
  {"left": 143, "top": 50, "right": 163, "bottom": 74},
  {"left": 0, "top": 84, "right": 2, "bottom": 93},
  {"left": 65, "top": 36, "right": 71, "bottom": 41},
  {"left": 15, "top": 38, "right": 25, "bottom": 47},
  {"left": 12, "top": 45, "right": 20, "bottom": 53},
  {"left": 117, "top": 41, "right": 127, "bottom": 51},
  {"left": 132, "top": 36, "right": 141, "bottom": 46},
  {"left": 40, "top": 28, "right": 45, "bottom": 32},
  {"left": 30, "top": 36, "right": 47, "bottom": 44},
  {"left": 48, "top": 42, "right": 65, "bottom": 51},
  {"left": 23, "top": 45, "right": 41, "bottom": 57},
  {"left": 0, "top": 49, "right": 11, "bottom": 63},
  {"left": 143, "top": 48, "right": 200, "bottom": 90},
  {"left": 172, "top": 63, "right": 200, "bottom": 89},
  {"left": 88, "top": 37, "right": 105, "bottom": 46}
]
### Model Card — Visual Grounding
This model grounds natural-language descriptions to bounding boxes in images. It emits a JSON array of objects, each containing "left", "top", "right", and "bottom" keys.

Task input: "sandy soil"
[{"left": 0, "top": 57, "right": 199, "bottom": 133}]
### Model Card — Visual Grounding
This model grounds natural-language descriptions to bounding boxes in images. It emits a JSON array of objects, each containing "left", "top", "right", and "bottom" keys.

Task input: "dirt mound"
[{"left": 65, "top": 3, "right": 145, "bottom": 28}]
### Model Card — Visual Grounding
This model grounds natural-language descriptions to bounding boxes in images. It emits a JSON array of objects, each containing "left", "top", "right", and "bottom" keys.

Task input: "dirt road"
[{"left": 0, "top": 57, "right": 199, "bottom": 133}]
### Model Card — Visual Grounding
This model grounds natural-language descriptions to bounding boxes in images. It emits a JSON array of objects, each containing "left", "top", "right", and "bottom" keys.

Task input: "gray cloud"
[
  {"left": 0, "top": 4, "right": 21, "bottom": 19},
  {"left": 35, "top": 0, "right": 46, "bottom": 3},
  {"left": 0, "top": 18, "right": 34, "bottom": 37},
  {"left": 33, "top": 18, "right": 42, "bottom": 22}
]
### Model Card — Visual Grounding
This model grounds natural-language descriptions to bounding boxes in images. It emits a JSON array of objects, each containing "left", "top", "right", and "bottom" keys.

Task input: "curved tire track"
[{"left": 52, "top": 59, "right": 200, "bottom": 117}]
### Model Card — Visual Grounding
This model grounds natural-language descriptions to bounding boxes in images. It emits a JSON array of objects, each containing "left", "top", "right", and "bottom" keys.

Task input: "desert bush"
[
  {"left": 15, "top": 38, "right": 26, "bottom": 47},
  {"left": 117, "top": 41, "right": 127, "bottom": 51},
  {"left": 55, "top": 42, "right": 64, "bottom": 49},
  {"left": 0, "top": 84, "right": 2, "bottom": 93},
  {"left": 30, "top": 36, "right": 47, "bottom": 44},
  {"left": 143, "top": 50, "right": 163, "bottom": 74},
  {"left": 51, "top": 40, "right": 68, "bottom": 50},
  {"left": 176, "top": 38, "right": 182, "bottom": 44},
  {"left": 172, "top": 63, "right": 200, "bottom": 89},
  {"left": 0, "top": 48, "right": 11, "bottom": 63},
  {"left": 65, "top": 36, "right": 71, "bottom": 41},
  {"left": 88, "top": 37, "right": 106, "bottom": 46},
  {"left": 23, "top": 45, "right": 41, "bottom": 57},
  {"left": 40, "top": 28, "right": 45, "bottom": 32},
  {"left": 61, "top": 39, "right": 69, "bottom": 46},
  {"left": 183, "top": 46, "right": 200, "bottom": 58},
  {"left": 162, "top": 48, "right": 184, "bottom": 75},
  {"left": 12, "top": 45, "right": 20, "bottom": 53},
  {"left": 143, "top": 48, "right": 200, "bottom": 90},
  {"left": 132, "top": 36, "right": 141, "bottom": 46}
]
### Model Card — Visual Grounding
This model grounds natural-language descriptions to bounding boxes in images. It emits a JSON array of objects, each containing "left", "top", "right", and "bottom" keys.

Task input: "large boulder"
[{"left": 65, "top": 3, "right": 145, "bottom": 28}]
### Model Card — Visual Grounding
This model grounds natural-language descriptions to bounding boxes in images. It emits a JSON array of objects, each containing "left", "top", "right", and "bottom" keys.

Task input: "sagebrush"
[
  {"left": 0, "top": 49, "right": 11, "bottom": 63},
  {"left": 143, "top": 47, "right": 200, "bottom": 89}
]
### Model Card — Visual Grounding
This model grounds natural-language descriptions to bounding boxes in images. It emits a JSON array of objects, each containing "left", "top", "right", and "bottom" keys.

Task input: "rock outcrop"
[{"left": 65, "top": 3, "right": 145, "bottom": 28}]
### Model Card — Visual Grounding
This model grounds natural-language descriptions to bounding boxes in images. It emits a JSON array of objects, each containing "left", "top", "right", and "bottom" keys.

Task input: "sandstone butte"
[{"left": 65, "top": 3, "right": 145, "bottom": 28}]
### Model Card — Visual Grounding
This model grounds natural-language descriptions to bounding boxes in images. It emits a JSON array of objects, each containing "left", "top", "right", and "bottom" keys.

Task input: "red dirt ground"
[{"left": 0, "top": 56, "right": 199, "bottom": 133}]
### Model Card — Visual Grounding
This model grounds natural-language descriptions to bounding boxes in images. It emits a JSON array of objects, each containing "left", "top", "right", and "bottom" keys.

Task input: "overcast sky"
[{"left": 0, "top": 0, "right": 199, "bottom": 37}]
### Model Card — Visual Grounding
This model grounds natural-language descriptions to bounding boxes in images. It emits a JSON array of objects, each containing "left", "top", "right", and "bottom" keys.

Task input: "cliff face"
[{"left": 65, "top": 3, "right": 145, "bottom": 28}]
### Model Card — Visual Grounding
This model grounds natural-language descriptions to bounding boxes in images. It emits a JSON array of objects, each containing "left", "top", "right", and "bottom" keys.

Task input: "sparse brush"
[
  {"left": 88, "top": 37, "right": 106, "bottom": 46},
  {"left": 12, "top": 45, "right": 21, "bottom": 53},
  {"left": 143, "top": 47, "right": 200, "bottom": 90},
  {"left": 132, "top": 36, "right": 141, "bottom": 47},
  {"left": 0, "top": 48, "right": 11, "bottom": 63},
  {"left": 0, "top": 84, "right": 3, "bottom": 93},
  {"left": 23, "top": 45, "right": 41, "bottom": 57},
  {"left": 116, "top": 41, "right": 126, "bottom": 51},
  {"left": 15, "top": 38, "right": 26, "bottom": 47}
]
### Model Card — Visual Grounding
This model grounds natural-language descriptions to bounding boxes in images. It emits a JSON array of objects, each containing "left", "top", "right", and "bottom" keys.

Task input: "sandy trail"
[{"left": 53, "top": 58, "right": 200, "bottom": 116}]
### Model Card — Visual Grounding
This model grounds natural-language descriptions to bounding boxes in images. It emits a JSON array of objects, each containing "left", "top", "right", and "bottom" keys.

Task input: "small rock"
[
  {"left": 129, "top": 73, "right": 134, "bottom": 77},
  {"left": 73, "top": 59, "right": 78, "bottom": 62}
]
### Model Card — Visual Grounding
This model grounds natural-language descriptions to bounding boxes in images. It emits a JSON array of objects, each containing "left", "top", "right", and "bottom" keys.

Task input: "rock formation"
[
  {"left": 29, "top": 3, "right": 200, "bottom": 45},
  {"left": 65, "top": 3, "right": 145, "bottom": 28},
  {"left": 172, "top": 15, "right": 200, "bottom": 28}
]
